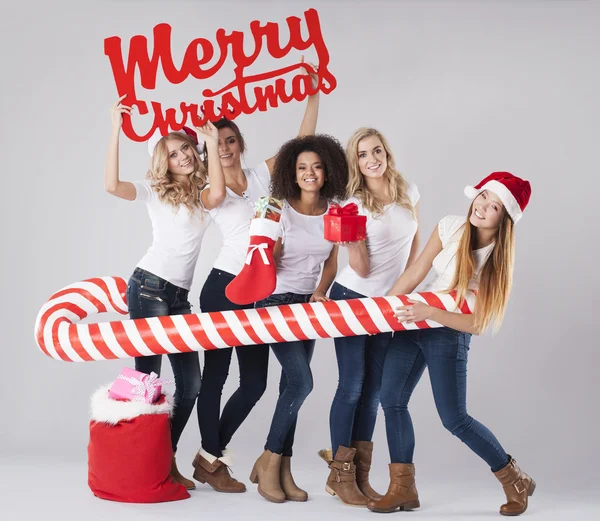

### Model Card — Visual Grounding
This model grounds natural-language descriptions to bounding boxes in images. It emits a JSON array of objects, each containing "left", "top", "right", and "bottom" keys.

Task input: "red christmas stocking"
[{"left": 226, "top": 218, "right": 280, "bottom": 305}]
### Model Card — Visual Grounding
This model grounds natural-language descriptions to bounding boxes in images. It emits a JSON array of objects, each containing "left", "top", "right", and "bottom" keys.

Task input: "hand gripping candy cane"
[{"left": 34, "top": 277, "right": 476, "bottom": 362}]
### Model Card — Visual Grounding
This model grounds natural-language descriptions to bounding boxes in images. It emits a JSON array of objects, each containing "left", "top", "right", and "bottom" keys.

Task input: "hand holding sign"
[
  {"left": 109, "top": 95, "right": 132, "bottom": 130},
  {"left": 194, "top": 120, "right": 219, "bottom": 147},
  {"left": 300, "top": 55, "right": 320, "bottom": 92}
]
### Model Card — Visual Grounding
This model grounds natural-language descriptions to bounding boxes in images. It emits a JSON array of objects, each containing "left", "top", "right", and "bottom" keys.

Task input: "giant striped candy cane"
[{"left": 34, "top": 277, "right": 476, "bottom": 362}]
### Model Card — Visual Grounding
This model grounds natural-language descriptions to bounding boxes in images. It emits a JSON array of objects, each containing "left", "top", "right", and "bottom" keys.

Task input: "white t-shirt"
[
  {"left": 418, "top": 215, "right": 494, "bottom": 293},
  {"left": 132, "top": 180, "right": 211, "bottom": 291},
  {"left": 335, "top": 182, "right": 420, "bottom": 297},
  {"left": 207, "top": 162, "right": 271, "bottom": 275},
  {"left": 274, "top": 201, "right": 334, "bottom": 295}
]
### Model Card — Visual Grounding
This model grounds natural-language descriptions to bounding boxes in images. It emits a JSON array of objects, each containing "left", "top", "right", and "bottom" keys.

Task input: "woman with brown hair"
[
  {"left": 191, "top": 62, "right": 321, "bottom": 493},
  {"left": 370, "top": 172, "right": 535, "bottom": 516}
]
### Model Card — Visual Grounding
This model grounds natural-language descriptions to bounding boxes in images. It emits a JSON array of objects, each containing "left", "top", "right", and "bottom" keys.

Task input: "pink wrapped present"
[{"left": 108, "top": 367, "right": 166, "bottom": 404}]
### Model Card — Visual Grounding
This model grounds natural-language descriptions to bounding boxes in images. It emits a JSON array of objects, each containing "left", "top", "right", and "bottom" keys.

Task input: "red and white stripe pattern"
[{"left": 34, "top": 277, "right": 476, "bottom": 362}]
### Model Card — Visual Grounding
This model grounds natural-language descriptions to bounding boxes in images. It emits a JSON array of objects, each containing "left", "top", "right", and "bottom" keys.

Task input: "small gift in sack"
[
  {"left": 87, "top": 385, "right": 189, "bottom": 503},
  {"left": 324, "top": 202, "right": 367, "bottom": 242},
  {"left": 108, "top": 367, "right": 164, "bottom": 403}
]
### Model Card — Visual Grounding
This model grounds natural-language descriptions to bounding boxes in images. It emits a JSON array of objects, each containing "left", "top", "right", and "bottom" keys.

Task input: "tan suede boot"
[
  {"left": 280, "top": 456, "right": 308, "bottom": 502},
  {"left": 367, "top": 463, "right": 420, "bottom": 513},
  {"left": 249, "top": 450, "right": 286, "bottom": 503},
  {"left": 171, "top": 454, "right": 195, "bottom": 490},
  {"left": 192, "top": 449, "right": 246, "bottom": 493},
  {"left": 351, "top": 440, "right": 383, "bottom": 501},
  {"left": 493, "top": 456, "right": 536, "bottom": 516},
  {"left": 325, "top": 446, "right": 368, "bottom": 507}
]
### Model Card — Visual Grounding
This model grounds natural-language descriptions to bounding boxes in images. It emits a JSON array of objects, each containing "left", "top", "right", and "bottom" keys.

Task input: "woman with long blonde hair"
[
  {"left": 323, "top": 128, "right": 421, "bottom": 507},
  {"left": 369, "top": 172, "right": 534, "bottom": 516},
  {"left": 103, "top": 95, "right": 226, "bottom": 489}
]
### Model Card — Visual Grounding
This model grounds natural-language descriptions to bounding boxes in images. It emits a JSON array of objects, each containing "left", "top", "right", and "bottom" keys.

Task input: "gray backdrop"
[{"left": 1, "top": 0, "right": 598, "bottom": 509}]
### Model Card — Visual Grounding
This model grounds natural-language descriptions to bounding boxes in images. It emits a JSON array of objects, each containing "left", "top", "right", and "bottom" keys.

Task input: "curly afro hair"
[{"left": 270, "top": 134, "right": 348, "bottom": 202}]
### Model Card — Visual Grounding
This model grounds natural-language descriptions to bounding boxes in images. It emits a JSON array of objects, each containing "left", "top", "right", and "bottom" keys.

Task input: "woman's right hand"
[
  {"left": 109, "top": 95, "right": 132, "bottom": 130},
  {"left": 333, "top": 240, "right": 365, "bottom": 248},
  {"left": 194, "top": 120, "right": 219, "bottom": 146}
]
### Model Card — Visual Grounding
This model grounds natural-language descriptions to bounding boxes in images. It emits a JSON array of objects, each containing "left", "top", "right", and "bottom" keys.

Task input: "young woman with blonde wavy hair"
[
  {"left": 323, "top": 127, "right": 421, "bottom": 507},
  {"left": 103, "top": 95, "right": 226, "bottom": 490},
  {"left": 368, "top": 172, "right": 534, "bottom": 516}
]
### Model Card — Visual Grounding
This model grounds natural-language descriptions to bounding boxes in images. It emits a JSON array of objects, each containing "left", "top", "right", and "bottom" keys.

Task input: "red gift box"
[{"left": 324, "top": 203, "right": 367, "bottom": 242}]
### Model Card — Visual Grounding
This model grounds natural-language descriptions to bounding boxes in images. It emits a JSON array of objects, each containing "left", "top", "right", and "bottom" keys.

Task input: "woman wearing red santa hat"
[
  {"left": 104, "top": 95, "right": 226, "bottom": 489},
  {"left": 191, "top": 60, "right": 321, "bottom": 493},
  {"left": 368, "top": 172, "right": 534, "bottom": 516}
]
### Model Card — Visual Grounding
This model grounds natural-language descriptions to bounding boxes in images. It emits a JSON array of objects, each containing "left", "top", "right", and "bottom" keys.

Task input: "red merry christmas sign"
[{"left": 104, "top": 8, "right": 337, "bottom": 142}]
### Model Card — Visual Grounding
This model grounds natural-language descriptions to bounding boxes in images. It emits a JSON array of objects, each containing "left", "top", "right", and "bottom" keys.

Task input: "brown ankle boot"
[
  {"left": 249, "top": 450, "right": 286, "bottom": 503},
  {"left": 171, "top": 454, "right": 195, "bottom": 490},
  {"left": 367, "top": 463, "right": 420, "bottom": 513},
  {"left": 280, "top": 456, "right": 308, "bottom": 502},
  {"left": 351, "top": 440, "right": 383, "bottom": 501},
  {"left": 493, "top": 456, "right": 536, "bottom": 516},
  {"left": 325, "top": 446, "right": 368, "bottom": 507},
  {"left": 192, "top": 449, "right": 246, "bottom": 493}
]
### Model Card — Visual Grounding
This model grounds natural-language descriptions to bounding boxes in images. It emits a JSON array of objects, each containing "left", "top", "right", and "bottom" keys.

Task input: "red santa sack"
[{"left": 87, "top": 385, "right": 190, "bottom": 503}]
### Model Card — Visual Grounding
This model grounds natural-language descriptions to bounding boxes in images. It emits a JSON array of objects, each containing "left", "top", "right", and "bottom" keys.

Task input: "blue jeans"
[
  {"left": 197, "top": 269, "right": 269, "bottom": 457},
  {"left": 329, "top": 282, "right": 392, "bottom": 455},
  {"left": 255, "top": 292, "right": 315, "bottom": 457},
  {"left": 126, "top": 267, "right": 201, "bottom": 452},
  {"left": 381, "top": 327, "right": 510, "bottom": 472}
]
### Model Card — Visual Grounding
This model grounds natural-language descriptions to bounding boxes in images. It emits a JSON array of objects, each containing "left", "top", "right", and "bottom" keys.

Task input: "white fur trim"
[
  {"left": 90, "top": 384, "right": 173, "bottom": 424},
  {"left": 219, "top": 448, "right": 236, "bottom": 467},
  {"left": 199, "top": 448, "right": 218, "bottom": 464},
  {"left": 197, "top": 447, "right": 236, "bottom": 466},
  {"left": 464, "top": 179, "right": 522, "bottom": 223},
  {"left": 249, "top": 217, "right": 280, "bottom": 239}
]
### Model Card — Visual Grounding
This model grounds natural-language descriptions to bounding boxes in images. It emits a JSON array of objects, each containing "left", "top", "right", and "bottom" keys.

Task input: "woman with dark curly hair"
[{"left": 249, "top": 135, "right": 348, "bottom": 504}]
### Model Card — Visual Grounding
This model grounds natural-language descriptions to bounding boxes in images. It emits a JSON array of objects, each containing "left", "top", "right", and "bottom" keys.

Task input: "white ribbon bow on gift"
[
  {"left": 117, "top": 372, "right": 172, "bottom": 403},
  {"left": 245, "top": 243, "right": 270, "bottom": 265}
]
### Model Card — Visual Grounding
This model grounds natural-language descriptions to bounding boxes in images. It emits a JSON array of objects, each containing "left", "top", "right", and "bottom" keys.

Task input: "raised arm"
[
  {"left": 387, "top": 224, "right": 442, "bottom": 296},
  {"left": 197, "top": 121, "right": 226, "bottom": 210},
  {"left": 310, "top": 245, "right": 339, "bottom": 302},
  {"left": 104, "top": 96, "right": 137, "bottom": 201},
  {"left": 296, "top": 60, "right": 320, "bottom": 138},
  {"left": 266, "top": 59, "right": 320, "bottom": 173}
]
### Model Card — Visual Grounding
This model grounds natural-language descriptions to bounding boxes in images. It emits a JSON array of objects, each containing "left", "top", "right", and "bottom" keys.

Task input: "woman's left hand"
[
  {"left": 394, "top": 299, "right": 434, "bottom": 324},
  {"left": 310, "top": 290, "right": 330, "bottom": 303}
]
